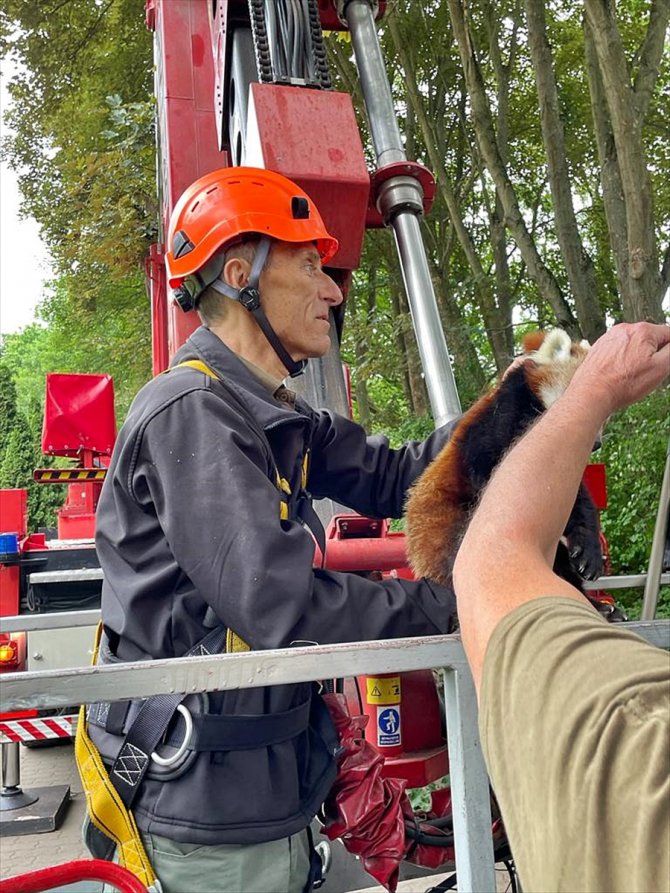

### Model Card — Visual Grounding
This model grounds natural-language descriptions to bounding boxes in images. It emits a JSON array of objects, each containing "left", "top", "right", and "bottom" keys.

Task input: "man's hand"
[{"left": 569, "top": 322, "right": 670, "bottom": 418}]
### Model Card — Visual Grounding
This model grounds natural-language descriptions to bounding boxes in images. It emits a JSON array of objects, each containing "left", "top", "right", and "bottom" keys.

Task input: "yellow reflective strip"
[
  {"left": 301, "top": 452, "right": 309, "bottom": 490},
  {"left": 279, "top": 501, "right": 289, "bottom": 520},
  {"left": 277, "top": 476, "right": 292, "bottom": 495}
]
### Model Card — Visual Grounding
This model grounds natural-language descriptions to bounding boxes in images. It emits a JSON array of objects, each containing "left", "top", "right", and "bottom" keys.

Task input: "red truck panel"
[{"left": 246, "top": 83, "right": 369, "bottom": 271}]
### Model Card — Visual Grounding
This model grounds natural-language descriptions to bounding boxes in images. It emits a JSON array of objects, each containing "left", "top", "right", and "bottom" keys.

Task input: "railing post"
[
  {"left": 641, "top": 439, "right": 670, "bottom": 620},
  {"left": 442, "top": 664, "right": 496, "bottom": 892},
  {"left": 1, "top": 741, "right": 37, "bottom": 810}
]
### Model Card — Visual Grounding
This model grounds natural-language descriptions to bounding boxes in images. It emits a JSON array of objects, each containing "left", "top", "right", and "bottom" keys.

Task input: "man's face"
[{"left": 258, "top": 241, "right": 343, "bottom": 360}]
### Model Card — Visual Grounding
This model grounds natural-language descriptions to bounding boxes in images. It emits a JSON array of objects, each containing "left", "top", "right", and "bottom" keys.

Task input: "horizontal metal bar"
[
  {"left": 583, "top": 573, "right": 670, "bottom": 590},
  {"left": 28, "top": 568, "right": 103, "bottom": 584},
  {"left": 1, "top": 621, "right": 667, "bottom": 714},
  {"left": 0, "top": 609, "right": 101, "bottom": 634},
  {"left": 1, "top": 635, "right": 468, "bottom": 712}
]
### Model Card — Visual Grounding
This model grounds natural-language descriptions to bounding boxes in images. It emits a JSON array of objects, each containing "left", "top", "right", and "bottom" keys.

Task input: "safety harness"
[{"left": 75, "top": 358, "right": 327, "bottom": 888}]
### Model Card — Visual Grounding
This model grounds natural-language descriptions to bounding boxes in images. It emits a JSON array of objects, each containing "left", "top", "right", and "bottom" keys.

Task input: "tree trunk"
[
  {"left": 351, "top": 266, "right": 376, "bottom": 429},
  {"left": 429, "top": 258, "right": 488, "bottom": 408},
  {"left": 583, "top": 14, "right": 628, "bottom": 319},
  {"left": 483, "top": 2, "right": 519, "bottom": 366},
  {"left": 391, "top": 283, "right": 429, "bottom": 417},
  {"left": 387, "top": 11, "right": 513, "bottom": 371},
  {"left": 525, "top": 0, "right": 606, "bottom": 342},
  {"left": 583, "top": 0, "right": 666, "bottom": 321},
  {"left": 446, "top": 0, "right": 580, "bottom": 337}
]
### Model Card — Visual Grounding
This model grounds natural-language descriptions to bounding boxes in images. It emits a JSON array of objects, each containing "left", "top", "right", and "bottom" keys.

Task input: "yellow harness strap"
[{"left": 74, "top": 624, "right": 160, "bottom": 891}]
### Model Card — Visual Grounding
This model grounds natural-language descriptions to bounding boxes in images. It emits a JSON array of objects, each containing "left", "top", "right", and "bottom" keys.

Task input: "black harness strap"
[
  {"left": 105, "top": 624, "right": 228, "bottom": 807},
  {"left": 162, "top": 698, "right": 311, "bottom": 751},
  {"left": 297, "top": 494, "right": 327, "bottom": 558},
  {"left": 90, "top": 695, "right": 312, "bottom": 754}
]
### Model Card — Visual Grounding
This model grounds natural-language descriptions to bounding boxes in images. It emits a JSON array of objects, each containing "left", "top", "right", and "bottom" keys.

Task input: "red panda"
[{"left": 405, "top": 329, "right": 603, "bottom": 591}]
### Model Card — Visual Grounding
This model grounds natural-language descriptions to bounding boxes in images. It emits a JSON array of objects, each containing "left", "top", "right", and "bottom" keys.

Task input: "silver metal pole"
[
  {"left": 443, "top": 665, "right": 496, "bottom": 892},
  {"left": 1, "top": 742, "right": 20, "bottom": 790},
  {"left": 392, "top": 213, "right": 462, "bottom": 426},
  {"left": 343, "top": 0, "right": 461, "bottom": 426},
  {"left": 641, "top": 440, "right": 670, "bottom": 620},
  {"left": 342, "top": 3, "right": 404, "bottom": 167},
  {"left": 0, "top": 741, "right": 38, "bottom": 810}
]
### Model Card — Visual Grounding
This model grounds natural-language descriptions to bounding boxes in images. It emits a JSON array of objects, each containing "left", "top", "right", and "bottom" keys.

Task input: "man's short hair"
[{"left": 197, "top": 238, "right": 262, "bottom": 326}]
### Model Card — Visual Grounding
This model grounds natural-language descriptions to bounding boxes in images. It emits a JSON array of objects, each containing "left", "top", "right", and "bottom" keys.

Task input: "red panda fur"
[{"left": 405, "top": 329, "right": 598, "bottom": 587}]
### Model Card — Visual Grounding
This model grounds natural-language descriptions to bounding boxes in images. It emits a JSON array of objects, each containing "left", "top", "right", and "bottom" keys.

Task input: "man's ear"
[{"left": 223, "top": 255, "right": 252, "bottom": 290}]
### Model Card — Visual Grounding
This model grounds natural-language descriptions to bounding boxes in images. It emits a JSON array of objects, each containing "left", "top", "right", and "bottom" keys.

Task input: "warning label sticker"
[
  {"left": 366, "top": 676, "right": 401, "bottom": 705},
  {"left": 377, "top": 706, "right": 401, "bottom": 747}
]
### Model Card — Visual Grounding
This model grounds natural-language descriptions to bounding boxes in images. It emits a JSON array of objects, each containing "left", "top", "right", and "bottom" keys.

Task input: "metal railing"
[{"left": 1, "top": 618, "right": 669, "bottom": 891}]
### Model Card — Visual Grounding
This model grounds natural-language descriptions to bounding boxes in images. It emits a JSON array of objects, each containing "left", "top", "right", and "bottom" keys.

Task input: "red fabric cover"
[
  {"left": 42, "top": 373, "right": 116, "bottom": 457},
  {"left": 320, "top": 694, "right": 458, "bottom": 892}
]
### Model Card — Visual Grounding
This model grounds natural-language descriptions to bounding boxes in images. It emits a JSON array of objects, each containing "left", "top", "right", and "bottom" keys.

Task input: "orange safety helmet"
[{"left": 165, "top": 166, "right": 339, "bottom": 295}]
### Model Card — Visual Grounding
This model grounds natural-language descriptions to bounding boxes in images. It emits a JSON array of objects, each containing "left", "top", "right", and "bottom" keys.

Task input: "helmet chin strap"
[{"left": 210, "top": 237, "right": 306, "bottom": 378}]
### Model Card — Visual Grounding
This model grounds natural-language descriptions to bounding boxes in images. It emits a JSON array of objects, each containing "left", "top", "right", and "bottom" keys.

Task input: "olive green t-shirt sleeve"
[{"left": 479, "top": 596, "right": 670, "bottom": 893}]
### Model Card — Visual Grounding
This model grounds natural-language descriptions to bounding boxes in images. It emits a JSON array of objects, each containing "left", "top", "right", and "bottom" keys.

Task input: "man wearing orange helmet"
[{"left": 90, "top": 168, "right": 458, "bottom": 892}]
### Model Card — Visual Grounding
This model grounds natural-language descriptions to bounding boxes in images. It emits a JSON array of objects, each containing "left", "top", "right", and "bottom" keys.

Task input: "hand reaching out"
[{"left": 569, "top": 322, "right": 669, "bottom": 418}]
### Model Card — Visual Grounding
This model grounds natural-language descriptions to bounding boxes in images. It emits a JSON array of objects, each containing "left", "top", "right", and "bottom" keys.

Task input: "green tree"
[
  {"left": 0, "top": 0, "right": 155, "bottom": 279},
  {"left": 598, "top": 388, "right": 670, "bottom": 618},
  {"left": 0, "top": 364, "right": 19, "bottom": 465},
  {"left": 0, "top": 416, "right": 34, "bottom": 491},
  {"left": 1, "top": 0, "right": 154, "bottom": 409}
]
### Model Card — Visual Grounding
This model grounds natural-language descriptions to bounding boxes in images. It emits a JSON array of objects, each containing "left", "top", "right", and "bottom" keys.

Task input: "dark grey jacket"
[{"left": 93, "top": 326, "right": 457, "bottom": 845}]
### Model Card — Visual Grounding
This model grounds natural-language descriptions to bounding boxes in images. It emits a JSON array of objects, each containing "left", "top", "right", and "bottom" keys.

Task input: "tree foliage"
[
  {"left": 598, "top": 389, "right": 670, "bottom": 617},
  {"left": 0, "top": 0, "right": 154, "bottom": 409},
  {"left": 0, "top": 0, "right": 667, "bottom": 581}
]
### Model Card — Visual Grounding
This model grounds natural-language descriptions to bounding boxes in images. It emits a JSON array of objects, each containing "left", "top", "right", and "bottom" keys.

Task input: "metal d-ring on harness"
[
  {"left": 81, "top": 618, "right": 315, "bottom": 871},
  {"left": 150, "top": 705, "right": 193, "bottom": 767}
]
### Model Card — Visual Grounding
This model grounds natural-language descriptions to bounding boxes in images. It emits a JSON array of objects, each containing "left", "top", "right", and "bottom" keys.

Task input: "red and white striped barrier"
[{"left": 0, "top": 714, "right": 78, "bottom": 743}]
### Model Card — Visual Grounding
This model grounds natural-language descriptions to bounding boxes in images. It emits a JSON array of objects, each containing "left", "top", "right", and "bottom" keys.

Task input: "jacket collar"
[{"left": 173, "top": 326, "right": 313, "bottom": 430}]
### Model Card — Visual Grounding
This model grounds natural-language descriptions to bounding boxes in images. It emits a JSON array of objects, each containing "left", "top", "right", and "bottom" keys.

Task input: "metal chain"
[
  {"left": 307, "top": 0, "right": 332, "bottom": 89},
  {"left": 248, "top": 0, "right": 274, "bottom": 83},
  {"left": 247, "top": 0, "right": 331, "bottom": 88}
]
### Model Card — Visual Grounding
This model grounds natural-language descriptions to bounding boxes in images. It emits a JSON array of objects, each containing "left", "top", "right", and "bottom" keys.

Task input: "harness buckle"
[{"left": 239, "top": 285, "right": 261, "bottom": 311}]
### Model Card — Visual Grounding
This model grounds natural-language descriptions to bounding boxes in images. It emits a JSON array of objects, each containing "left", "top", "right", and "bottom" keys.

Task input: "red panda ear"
[{"left": 522, "top": 331, "right": 545, "bottom": 354}]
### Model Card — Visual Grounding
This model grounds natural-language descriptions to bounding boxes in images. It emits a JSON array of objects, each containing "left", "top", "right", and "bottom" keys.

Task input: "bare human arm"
[{"left": 453, "top": 322, "right": 670, "bottom": 695}]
